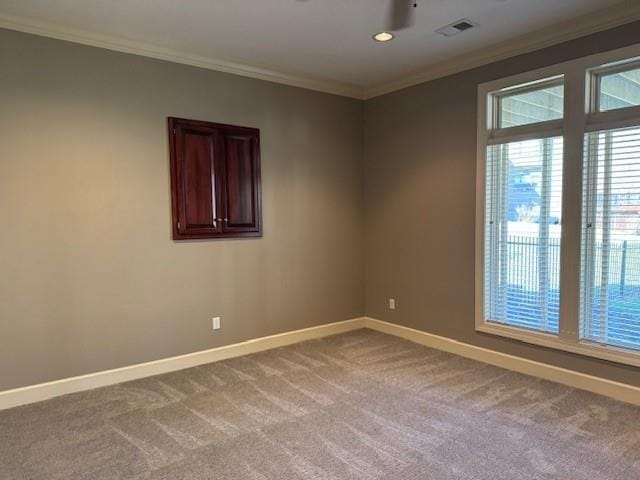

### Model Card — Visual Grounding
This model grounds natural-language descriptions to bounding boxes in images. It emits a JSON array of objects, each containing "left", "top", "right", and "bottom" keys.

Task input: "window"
[
  {"left": 498, "top": 81, "right": 564, "bottom": 128},
  {"left": 483, "top": 78, "right": 565, "bottom": 335},
  {"left": 477, "top": 47, "right": 640, "bottom": 367},
  {"left": 485, "top": 137, "right": 564, "bottom": 334},
  {"left": 597, "top": 64, "right": 640, "bottom": 112},
  {"left": 581, "top": 128, "right": 640, "bottom": 351}
]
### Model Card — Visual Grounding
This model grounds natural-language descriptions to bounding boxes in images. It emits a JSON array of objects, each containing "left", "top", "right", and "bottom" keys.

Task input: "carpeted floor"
[{"left": 1, "top": 329, "right": 639, "bottom": 479}]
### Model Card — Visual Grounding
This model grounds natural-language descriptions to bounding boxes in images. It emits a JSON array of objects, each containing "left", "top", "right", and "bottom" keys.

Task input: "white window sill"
[{"left": 477, "top": 321, "right": 640, "bottom": 368}]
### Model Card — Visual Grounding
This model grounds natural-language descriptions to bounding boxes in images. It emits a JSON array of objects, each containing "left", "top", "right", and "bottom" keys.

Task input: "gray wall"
[
  {"left": 363, "top": 22, "right": 640, "bottom": 387},
  {"left": 3, "top": 21, "right": 640, "bottom": 393},
  {"left": 0, "top": 29, "right": 364, "bottom": 391}
]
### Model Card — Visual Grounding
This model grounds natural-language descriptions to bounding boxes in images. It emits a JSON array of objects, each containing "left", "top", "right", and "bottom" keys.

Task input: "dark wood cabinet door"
[
  {"left": 221, "top": 131, "right": 261, "bottom": 235},
  {"left": 169, "top": 118, "right": 261, "bottom": 240}
]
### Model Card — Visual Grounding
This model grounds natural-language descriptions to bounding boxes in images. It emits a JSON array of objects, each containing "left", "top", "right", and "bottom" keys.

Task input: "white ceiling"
[{"left": 0, "top": 0, "right": 638, "bottom": 97}]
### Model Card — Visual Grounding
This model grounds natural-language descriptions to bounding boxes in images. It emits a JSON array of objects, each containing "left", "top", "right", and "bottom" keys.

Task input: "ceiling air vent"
[{"left": 435, "top": 19, "right": 477, "bottom": 37}]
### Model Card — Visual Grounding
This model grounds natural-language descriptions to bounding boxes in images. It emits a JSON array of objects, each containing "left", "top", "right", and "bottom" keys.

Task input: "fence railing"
[
  {"left": 497, "top": 235, "right": 640, "bottom": 347},
  {"left": 505, "top": 236, "right": 640, "bottom": 291},
  {"left": 505, "top": 236, "right": 561, "bottom": 291}
]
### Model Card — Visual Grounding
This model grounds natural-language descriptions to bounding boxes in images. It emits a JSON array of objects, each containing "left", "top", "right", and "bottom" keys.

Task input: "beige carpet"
[{"left": 1, "top": 329, "right": 639, "bottom": 479}]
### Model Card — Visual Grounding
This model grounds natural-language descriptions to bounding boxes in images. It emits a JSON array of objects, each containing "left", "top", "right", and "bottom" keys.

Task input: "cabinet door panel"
[
  {"left": 169, "top": 117, "right": 261, "bottom": 239},
  {"left": 170, "top": 119, "right": 222, "bottom": 239},
  {"left": 182, "top": 130, "right": 217, "bottom": 229},
  {"left": 222, "top": 133, "right": 261, "bottom": 235}
]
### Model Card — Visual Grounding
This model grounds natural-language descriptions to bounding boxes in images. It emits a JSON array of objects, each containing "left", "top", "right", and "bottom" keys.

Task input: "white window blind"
[
  {"left": 484, "top": 137, "right": 564, "bottom": 334},
  {"left": 581, "top": 126, "right": 640, "bottom": 350}
]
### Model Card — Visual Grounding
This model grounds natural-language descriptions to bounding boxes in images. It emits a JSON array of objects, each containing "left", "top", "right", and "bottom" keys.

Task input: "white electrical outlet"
[
  {"left": 388, "top": 298, "right": 396, "bottom": 310},
  {"left": 212, "top": 317, "right": 221, "bottom": 330}
]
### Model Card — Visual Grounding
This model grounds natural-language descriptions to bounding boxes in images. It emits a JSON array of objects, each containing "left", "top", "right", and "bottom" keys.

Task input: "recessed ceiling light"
[{"left": 373, "top": 31, "right": 394, "bottom": 42}]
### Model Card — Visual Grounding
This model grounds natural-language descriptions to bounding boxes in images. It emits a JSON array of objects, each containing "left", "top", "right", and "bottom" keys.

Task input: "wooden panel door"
[
  {"left": 221, "top": 130, "right": 262, "bottom": 236},
  {"left": 169, "top": 118, "right": 223, "bottom": 239}
]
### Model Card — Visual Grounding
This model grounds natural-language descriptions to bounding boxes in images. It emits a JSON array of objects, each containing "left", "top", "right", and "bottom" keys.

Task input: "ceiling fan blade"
[{"left": 387, "top": 0, "right": 416, "bottom": 31}]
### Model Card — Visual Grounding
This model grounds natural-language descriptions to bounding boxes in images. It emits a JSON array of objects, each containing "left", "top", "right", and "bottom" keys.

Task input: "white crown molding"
[
  {"left": 0, "top": 12, "right": 364, "bottom": 100},
  {"left": 363, "top": 0, "right": 640, "bottom": 99},
  {"left": 1, "top": 3, "right": 640, "bottom": 100}
]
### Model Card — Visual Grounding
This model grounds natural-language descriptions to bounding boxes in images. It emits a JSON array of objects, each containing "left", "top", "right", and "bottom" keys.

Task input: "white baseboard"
[
  {"left": 363, "top": 317, "right": 640, "bottom": 407},
  {"left": 0, "top": 317, "right": 366, "bottom": 411},
  {"left": 2, "top": 316, "right": 638, "bottom": 410}
]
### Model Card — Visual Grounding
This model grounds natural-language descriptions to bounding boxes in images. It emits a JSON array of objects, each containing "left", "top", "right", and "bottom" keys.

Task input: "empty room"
[{"left": 1, "top": 0, "right": 640, "bottom": 478}]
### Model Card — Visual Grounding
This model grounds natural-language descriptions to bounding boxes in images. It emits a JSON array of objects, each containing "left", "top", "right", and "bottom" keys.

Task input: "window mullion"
[{"left": 558, "top": 68, "right": 586, "bottom": 343}]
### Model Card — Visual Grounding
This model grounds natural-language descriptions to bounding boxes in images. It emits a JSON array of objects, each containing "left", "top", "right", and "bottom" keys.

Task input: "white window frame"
[{"left": 476, "top": 43, "right": 640, "bottom": 368}]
